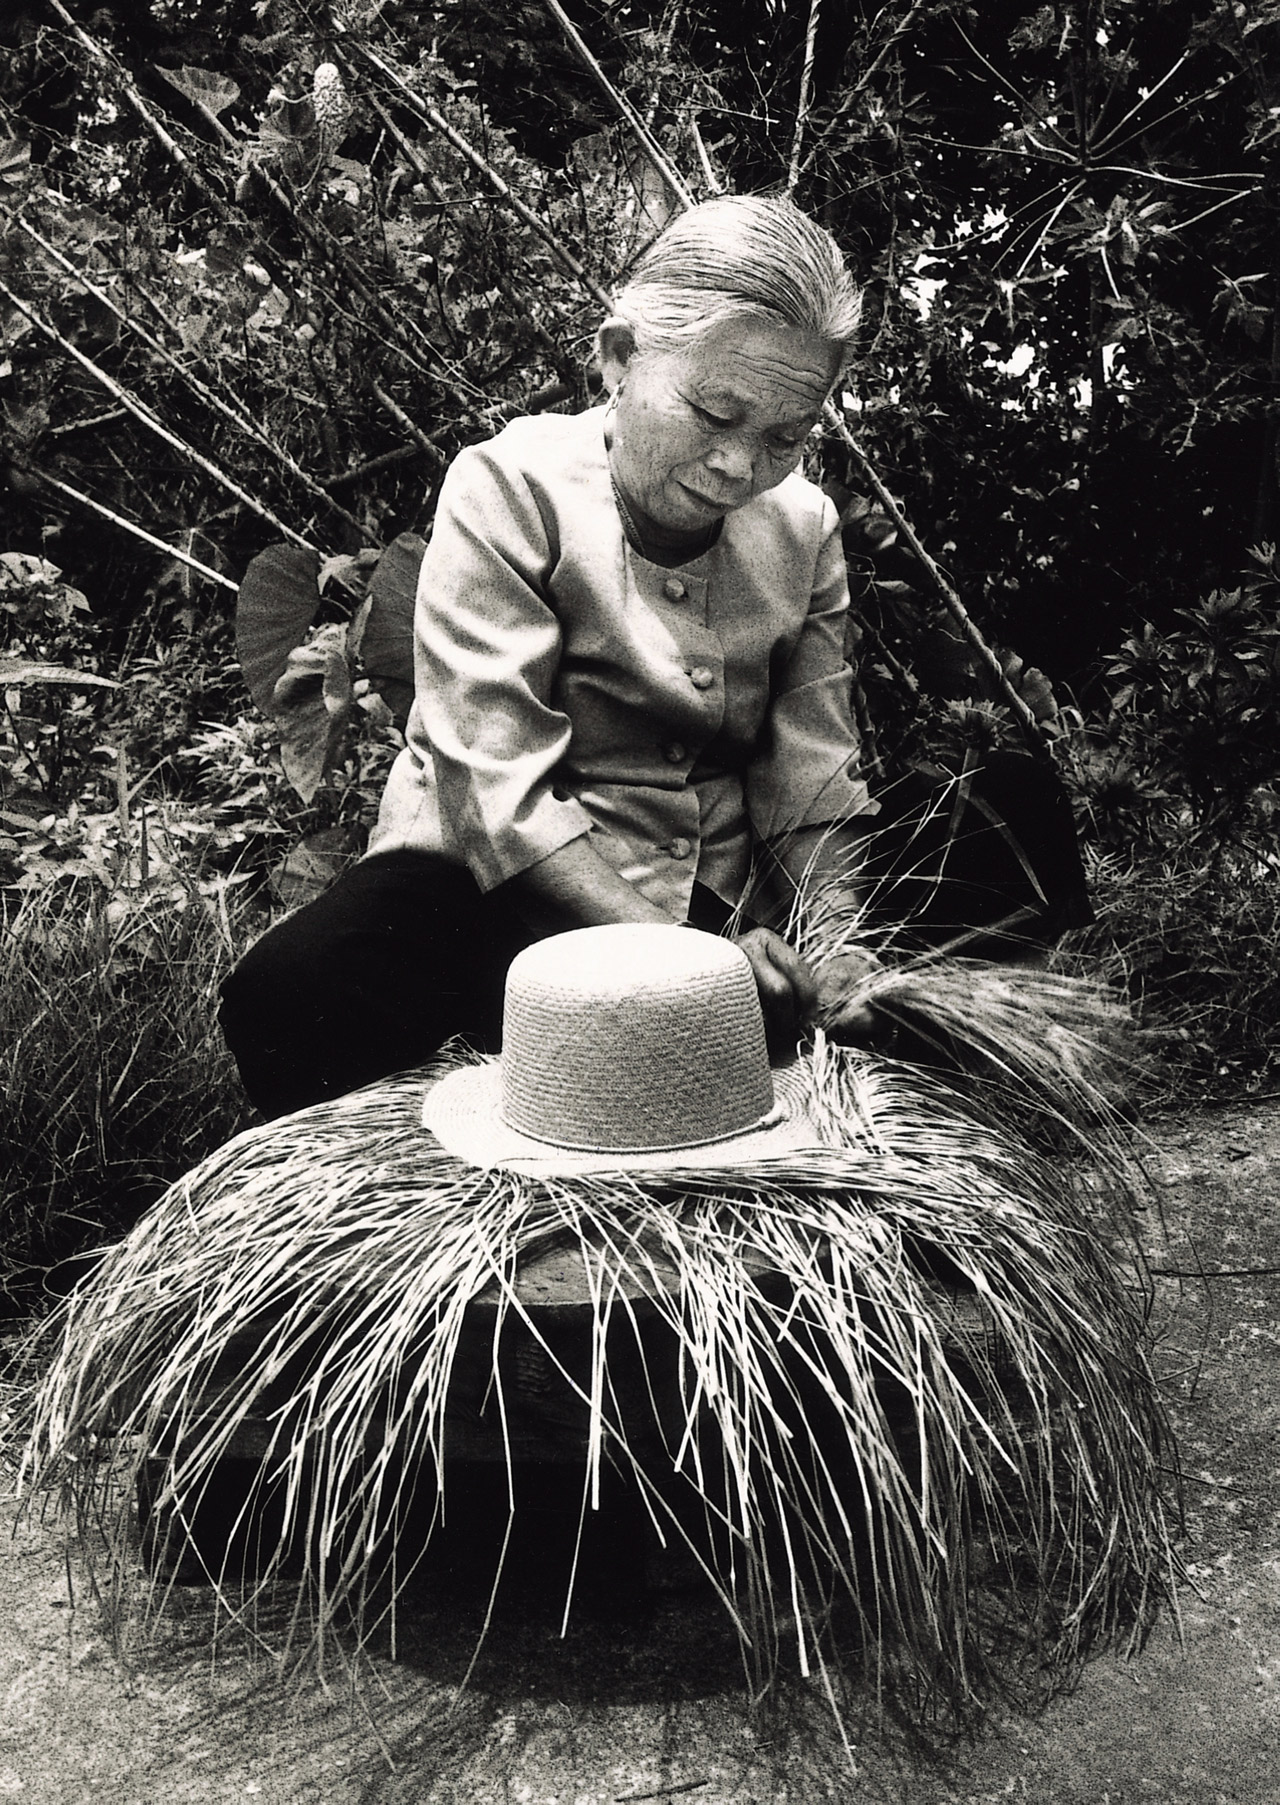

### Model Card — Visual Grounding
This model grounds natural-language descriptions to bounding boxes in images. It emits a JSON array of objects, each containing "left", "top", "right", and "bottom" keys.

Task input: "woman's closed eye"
[{"left": 689, "top": 402, "right": 806, "bottom": 458}]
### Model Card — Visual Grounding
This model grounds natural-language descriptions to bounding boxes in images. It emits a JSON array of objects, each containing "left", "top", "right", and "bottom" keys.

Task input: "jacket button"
[
  {"left": 663, "top": 741, "right": 686, "bottom": 763},
  {"left": 689, "top": 666, "right": 715, "bottom": 690},
  {"left": 668, "top": 837, "right": 692, "bottom": 860},
  {"left": 662, "top": 578, "right": 686, "bottom": 601}
]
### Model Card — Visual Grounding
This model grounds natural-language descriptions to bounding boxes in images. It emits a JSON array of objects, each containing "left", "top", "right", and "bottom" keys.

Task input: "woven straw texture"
[{"left": 499, "top": 925, "right": 773, "bottom": 1151}]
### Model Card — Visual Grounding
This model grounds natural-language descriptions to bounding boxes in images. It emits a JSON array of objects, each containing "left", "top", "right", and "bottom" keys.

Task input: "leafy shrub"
[
  {"left": 0, "top": 551, "right": 118, "bottom": 805},
  {"left": 1071, "top": 840, "right": 1280, "bottom": 1094},
  {"left": 1070, "top": 546, "right": 1280, "bottom": 854},
  {"left": 1056, "top": 550, "right": 1280, "bottom": 1090}
]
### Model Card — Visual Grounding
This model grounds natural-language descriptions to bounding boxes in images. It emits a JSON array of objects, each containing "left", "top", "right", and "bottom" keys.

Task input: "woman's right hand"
[{"left": 733, "top": 927, "right": 819, "bottom": 1057}]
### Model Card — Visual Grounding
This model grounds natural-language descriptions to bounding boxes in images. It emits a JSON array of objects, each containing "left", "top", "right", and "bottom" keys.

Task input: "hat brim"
[{"left": 422, "top": 1059, "right": 830, "bottom": 1175}]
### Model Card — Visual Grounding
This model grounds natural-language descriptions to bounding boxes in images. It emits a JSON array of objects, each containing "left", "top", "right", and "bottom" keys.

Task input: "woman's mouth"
[{"left": 678, "top": 483, "right": 733, "bottom": 514}]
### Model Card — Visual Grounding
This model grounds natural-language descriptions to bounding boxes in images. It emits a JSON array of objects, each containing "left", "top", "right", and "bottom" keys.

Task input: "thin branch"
[
  {"left": 0, "top": 274, "right": 317, "bottom": 550},
  {"left": 24, "top": 463, "right": 238, "bottom": 591},
  {"left": 44, "top": 0, "right": 203, "bottom": 182},
  {"left": 323, "top": 445, "right": 422, "bottom": 490},
  {"left": 1005, "top": 179, "right": 1087, "bottom": 281},
  {"left": 643, "top": 0, "right": 686, "bottom": 131},
  {"left": 822, "top": 406, "right": 1049, "bottom": 752},
  {"left": 47, "top": 407, "right": 128, "bottom": 438},
  {"left": 41, "top": 0, "right": 459, "bottom": 422},
  {"left": 1099, "top": 242, "right": 1123, "bottom": 304},
  {"left": 1089, "top": 54, "right": 1191, "bottom": 156},
  {"left": 1164, "top": 189, "right": 1258, "bottom": 235},
  {"left": 352, "top": 44, "right": 614, "bottom": 314},
  {"left": 370, "top": 383, "right": 448, "bottom": 471},
  {"left": 16, "top": 215, "right": 378, "bottom": 544},
  {"left": 1088, "top": 22, "right": 1141, "bottom": 148},
  {"left": 362, "top": 89, "right": 578, "bottom": 386},
  {"left": 950, "top": 18, "right": 1077, "bottom": 160},
  {"left": 254, "top": 156, "right": 486, "bottom": 403},
  {"left": 540, "top": 0, "right": 696, "bottom": 208},
  {"left": 799, "top": 0, "right": 933, "bottom": 179},
  {"left": 787, "top": 0, "right": 822, "bottom": 194},
  {"left": 1088, "top": 164, "right": 1262, "bottom": 192},
  {"left": 1093, "top": 86, "right": 1242, "bottom": 164}
]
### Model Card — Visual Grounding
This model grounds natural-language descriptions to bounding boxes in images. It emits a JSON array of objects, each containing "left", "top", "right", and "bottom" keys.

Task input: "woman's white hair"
[{"left": 610, "top": 194, "right": 862, "bottom": 368}]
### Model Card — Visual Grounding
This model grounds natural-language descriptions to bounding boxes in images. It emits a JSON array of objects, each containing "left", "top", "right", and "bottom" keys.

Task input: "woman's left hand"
[
  {"left": 734, "top": 928, "right": 818, "bottom": 1056},
  {"left": 813, "top": 948, "right": 881, "bottom": 1042}
]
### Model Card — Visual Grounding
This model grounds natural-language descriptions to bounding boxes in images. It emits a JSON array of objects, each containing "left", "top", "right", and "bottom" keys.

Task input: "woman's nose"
[{"left": 703, "top": 435, "right": 756, "bottom": 485}]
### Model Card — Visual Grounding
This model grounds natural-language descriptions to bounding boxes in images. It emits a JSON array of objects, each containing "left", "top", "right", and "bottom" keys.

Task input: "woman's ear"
[{"left": 596, "top": 318, "right": 637, "bottom": 394}]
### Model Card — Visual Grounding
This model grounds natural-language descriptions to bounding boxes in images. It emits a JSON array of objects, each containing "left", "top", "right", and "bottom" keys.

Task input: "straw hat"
[{"left": 423, "top": 923, "right": 828, "bottom": 1173}]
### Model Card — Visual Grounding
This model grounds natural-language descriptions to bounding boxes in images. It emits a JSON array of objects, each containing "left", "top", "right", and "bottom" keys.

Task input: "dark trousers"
[
  {"left": 219, "top": 853, "right": 528, "bottom": 1119},
  {"left": 219, "top": 754, "right": 1090, "bottom": 1120},
  {"left": 219, "top": 853, "right": 734, "bottom": 1120}
]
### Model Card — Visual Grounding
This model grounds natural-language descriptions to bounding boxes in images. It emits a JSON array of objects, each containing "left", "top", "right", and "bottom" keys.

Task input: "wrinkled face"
[{"left": 601, "top": 314, "right": 842, "bottom": 536}]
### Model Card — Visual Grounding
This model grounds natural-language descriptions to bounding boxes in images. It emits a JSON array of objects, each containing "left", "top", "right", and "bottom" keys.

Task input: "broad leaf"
[
  {"left": 156, "top": 65, "right": 241, "bottom": 119},
  {"left": 272, "top": 628, "right": 353, "bottom": 802},
  {"left": 237, "top": 544, "right": 321, "bottom": 717},
  {"left": 54, "top": 204, "right": 119, "bottom": 247},
  {"left": 359, "top": 531, "right": 423, "bottom": 726},
  {"left": 268, "top": 825, "right": 357, "bottom": 909},
  {"left": 318, "top": 551, "right": 376, "bottom": 597}
]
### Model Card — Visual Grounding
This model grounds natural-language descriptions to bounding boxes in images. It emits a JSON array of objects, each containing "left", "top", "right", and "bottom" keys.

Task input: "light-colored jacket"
[{"left": 368, "top": 406, "right": 870, "bottom": 918}]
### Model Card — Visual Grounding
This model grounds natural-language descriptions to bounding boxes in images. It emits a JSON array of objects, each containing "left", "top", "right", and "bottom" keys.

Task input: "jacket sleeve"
[
  {"left": 744, "top": 495, "right": 874, "bottom": 840},
  {"left": 408, "top": 440, "right": 594, "bottom": 891}
]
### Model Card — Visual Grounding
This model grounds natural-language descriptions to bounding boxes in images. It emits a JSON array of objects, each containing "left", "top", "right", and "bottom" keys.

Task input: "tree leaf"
[
  {"left": 359, "top": 531, "right": 423, "bottom": 727},
  {"left": 272, "top": 629, "right": 353, "bottom": 802},
  {"left": 0, "top": 138, "right": 31, "bottom": 185},
  {"left": 237, "top": 544, "right": 321, "bottom": 717},
  {"left": 0, "top": 659, "right": 118, "bottom": 688},
  {"left": 156, "top": 65, "right": 241, "bottom": 119}
]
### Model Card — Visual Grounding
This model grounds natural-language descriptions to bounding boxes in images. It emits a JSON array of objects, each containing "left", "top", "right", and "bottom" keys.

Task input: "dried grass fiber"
[{"left": 19, "top": 975, "right": 1176, "bottom": 1720}]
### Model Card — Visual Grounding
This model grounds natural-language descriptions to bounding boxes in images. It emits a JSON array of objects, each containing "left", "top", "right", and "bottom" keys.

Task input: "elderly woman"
[
  {"left": 221, "top": 196, "right": 875, "bottom": 1117},
  {"left": 222, "top": 194, "right": 1087, "bottom": 1119}
]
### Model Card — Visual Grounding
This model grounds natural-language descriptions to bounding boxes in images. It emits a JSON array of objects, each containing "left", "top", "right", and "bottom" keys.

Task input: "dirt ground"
[{"left": 3, "top": 1096, "right": 1279, "bottom": 1805}]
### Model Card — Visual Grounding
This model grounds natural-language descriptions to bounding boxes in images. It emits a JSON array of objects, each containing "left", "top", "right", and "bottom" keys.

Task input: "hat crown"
[{"left": 499, "top": 925, "right": 775, "bottom": 1153}]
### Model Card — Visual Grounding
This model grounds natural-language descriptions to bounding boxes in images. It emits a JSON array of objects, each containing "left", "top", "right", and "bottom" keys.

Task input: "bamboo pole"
[
  {"left": 360, "top": 90, "right": 580, "bottom": 390},
  {"left": 539, "top": 0, "right": 696, "bottom": 208},
  {"left": 369, "top": 384, "right": 447, "bottom": 471},
  {"left": 15, "top": 217, "right": 378, "bottom": 545},
  {"left": 26, "top": 464, "right": 239, "bottom": 591},
  {"left": 45, "top": 0, "right": 198, "bottom": 180},
  {"left": 823, "top": 408, "right": 1047, "bottom": 749},
  {"left": 688, "top": 114, "right": 724, "bottom": 195},
  {"left": 787, "top": 0, "right": 822, "bottom": 193},
  {"left": 797, "top": 0, "right": 934, "bottom": 181},
  {"left": 44, "top": 0, "right": 465, "bottom": 405},
  {"left": 323, "top": 444, "right": 421, "bottom": 490},
  {"left": 0, "top": 275, "right": 317, "bottom": 552}
]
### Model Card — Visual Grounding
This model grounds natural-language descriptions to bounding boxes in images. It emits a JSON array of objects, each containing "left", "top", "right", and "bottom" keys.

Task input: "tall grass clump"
[
  {"left": 1070, "top": 843, "right": 1280, "bottom": 1096},
  {"left": 0, "top": 876, "right": 256, "bottom": 1313}
]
